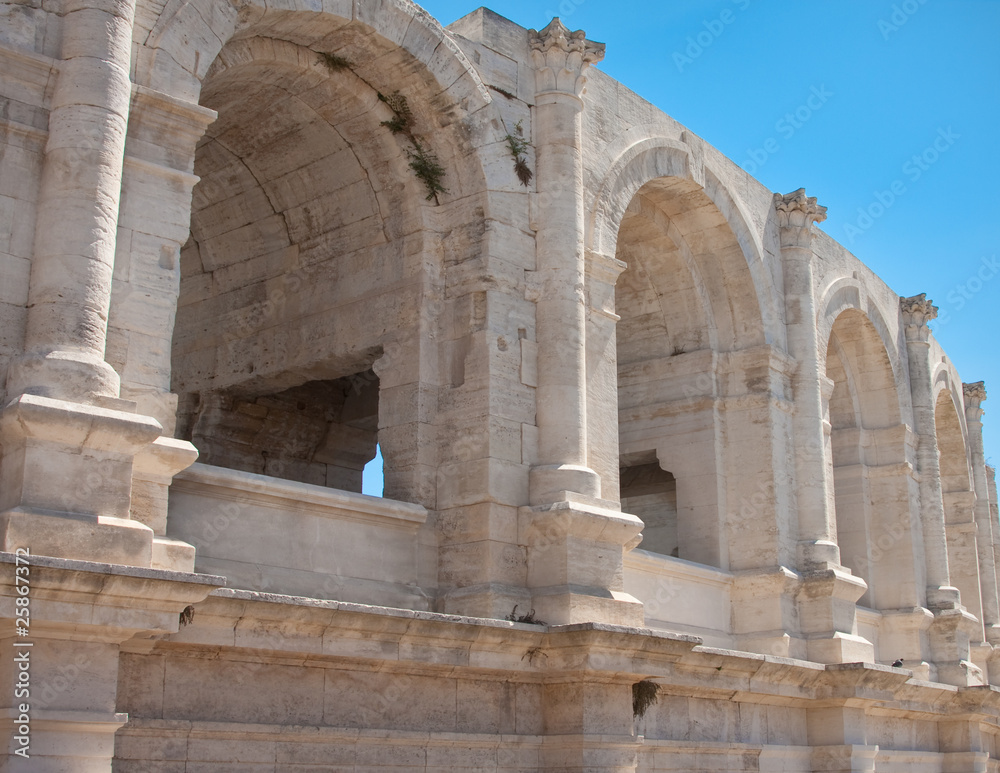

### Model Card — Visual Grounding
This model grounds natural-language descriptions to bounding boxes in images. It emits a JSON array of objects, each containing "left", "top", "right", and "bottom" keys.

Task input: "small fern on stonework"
[
  {"left": 505, "top": 605, "right": 547, "bottom": 626},
  {"left": 504, "top": 120, "right": 533, "bottom": 187},
  {"left": 407, "top": 140, "right": 448, "bottom": 204},
  {"left": 378, "top": 91, "right": 415, "bottom": 135}
]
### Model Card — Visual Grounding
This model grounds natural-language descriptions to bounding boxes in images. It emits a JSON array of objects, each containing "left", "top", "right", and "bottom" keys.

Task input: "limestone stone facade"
[{"left": 1, "top": 2, "right": 998, "bottom": 770}]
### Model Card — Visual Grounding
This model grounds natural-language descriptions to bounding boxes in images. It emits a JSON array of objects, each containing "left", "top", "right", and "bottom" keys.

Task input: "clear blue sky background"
[{"left": 364, "top": 0, "right": 1000, "bottom": 494}]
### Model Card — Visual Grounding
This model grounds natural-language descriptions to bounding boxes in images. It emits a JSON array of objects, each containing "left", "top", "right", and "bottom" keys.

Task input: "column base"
[
  {"left": 528, "top": 463, "right": 601, "bottom": 505},
  {"left": 437, "top": 583, "right": 532, "bottom": 621},
  {"left": 0, "top": 394, "right": 162, "bottom": 566},
  {"left": 798, "top": 539, "right": 843, "bottom": 571},
  {"left": 927, "top": 584, "right": 963, "bottom": 611},
  {"left": 530, "top": 587, "right": 644, "bottom": 628},
  {"left": 6, "top": 349, "right": 121, "bottom": 405},
  {"left": 519, "top": 498, "right": 644, "bottom": 626},
  {"left": 807, "top": 632, "right": 875, "bottom": 666},
  {"left": 0, "top": 509, "right": 154, "bottom": 567},
  {"left": 799, "top": 567, "right": 873, "bottom": 665},
  {"left": 151, "top": 535, "right": 196, "bottom": 573},
  {"left": 732, "top": 567, "right": 803, "bottom": 659},
  {"left": 928, "top": 607, "right": 985, "bottom": 686},
  {"left": 879, "top": 608, "right": 933, "bottom": 680}
]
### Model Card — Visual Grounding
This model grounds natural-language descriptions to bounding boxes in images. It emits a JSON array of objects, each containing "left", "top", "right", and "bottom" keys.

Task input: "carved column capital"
[
  {"left": 774, "top": 188, "right": 827, "bottom": 248},
  {"left": 964, "top": 381, "right": 987, "bottom": 405},
  {"left": 774, "top": 188, "right": 828, "bottom": 228},
  {"left": 900, "top": 294, "right": 938, "bottom": 342},
  {"left": 529, "top": 18, "right": 605, "bottom": 98},
  {"left": 964, "top": 381, "right": 987, "bottom": 422}
]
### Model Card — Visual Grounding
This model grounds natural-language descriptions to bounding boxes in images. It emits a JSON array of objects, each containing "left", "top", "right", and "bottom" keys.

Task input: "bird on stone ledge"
[{"left": 891, "top": 658, "right": 904, "bottom": 668}]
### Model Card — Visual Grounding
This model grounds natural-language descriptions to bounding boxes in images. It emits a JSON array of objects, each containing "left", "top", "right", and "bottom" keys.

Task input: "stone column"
[
  {"left": 901, "top": 295, "right": 981, "bottom": 686},
  {"left": 775, "top": 190, "right": 869, "bottom": 664},
  {"left": 7, "top": 0, "right": 136, "bottom": 403},
  {"left": 989, "top": 466, "right": 1000, "bottom": 683},
  {"left": 520, "top": 19, "right": 642, "bottom": 626},
  {"left": 527, "top": 17, "right": 603, "bottom": 505},
  {"left": 964, "top": 382, "right": 1000, "bottom": 644},
  {"left": 0, "top": 0, "right": 165, "bottom": 567},
  {"left": 900, "top": 295, "right": 959, "bottom": 609},
  {"left": 775, "top": 189, "right": 840, "bottom": 570}
]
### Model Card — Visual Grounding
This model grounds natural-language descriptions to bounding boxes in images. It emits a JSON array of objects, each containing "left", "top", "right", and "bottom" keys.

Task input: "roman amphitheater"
[{"left": 1, "top": 1, "right": 998, "bottom": 770}]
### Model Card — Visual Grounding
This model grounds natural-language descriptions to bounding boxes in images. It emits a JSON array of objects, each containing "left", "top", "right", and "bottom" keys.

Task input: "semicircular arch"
[
  {"left": 135, "top": 0, "right": 492, "bottom": 115},
  {"left": 591, "top": 139, "right": 776, "bottom": 351}
]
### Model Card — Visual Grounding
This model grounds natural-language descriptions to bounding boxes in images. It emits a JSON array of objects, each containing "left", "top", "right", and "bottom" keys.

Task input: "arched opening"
[
  {"left": 168, "top": 30, "right": 470, "bottom": 504},
  {"left": 825, "top": 309, "right": 914, "bottom": 610},
  {"left": 620, "top": 452, "right": 678, "bottom": 557},
  {"left": 936, "top": 387, "right": 981, "bottom": 623},
  {"left": 612, "top": 176, "right": 766, "bottom": 570}
]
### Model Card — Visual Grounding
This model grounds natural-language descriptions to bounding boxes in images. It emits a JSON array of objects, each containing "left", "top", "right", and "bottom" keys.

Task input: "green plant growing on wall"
[
  {"left": 377, "top": 91, "right": 448, "bottom": 203},
  {"left": 314, "top": 65, "right": 448, "bottom": 204},
  {"left": 632, "top": 679, "right": 660, "bottom": 720},
  {"left": 505, "top": 605, "right": 547, "bottom": 625},
  {"left": 406, "top": 140, "right": 447, "bottom": 205},
  {"left": 504, "top": 120, "right": 533, "bottom": 187},
  {"left": 378, "top": 91, "right": 416, "bottom": 136}
]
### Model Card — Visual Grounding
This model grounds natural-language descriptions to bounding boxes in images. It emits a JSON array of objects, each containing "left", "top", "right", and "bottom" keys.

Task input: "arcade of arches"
[{"left": 2, "top": 3, "right": 1000, "bottom": 770}]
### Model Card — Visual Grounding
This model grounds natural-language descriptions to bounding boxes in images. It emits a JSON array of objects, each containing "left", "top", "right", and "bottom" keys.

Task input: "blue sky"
[{"left": 364, "top": 0, "right": 1000, "bottom": 493}]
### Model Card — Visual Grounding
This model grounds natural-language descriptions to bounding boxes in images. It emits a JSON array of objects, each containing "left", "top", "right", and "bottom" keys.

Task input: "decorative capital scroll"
[
  {"left": 900, "top": 293, "right": 938, "bottom": 342},
  {"left": 964, "top": 381, "right": 987, "bottom": 422},
  {"left": 964, "top": 381, "right": 987, "bottom": 404},
  {"left": 529, "top": 18, "right": 605, "bottom": 98},
  {"left": 773, "top": 188, "right": 828, "bottom": 230}
]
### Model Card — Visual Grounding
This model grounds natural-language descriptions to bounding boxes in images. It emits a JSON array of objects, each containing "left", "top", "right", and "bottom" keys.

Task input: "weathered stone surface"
[{"left": 1, "top": 1, "right": 999, "bottom": 770}]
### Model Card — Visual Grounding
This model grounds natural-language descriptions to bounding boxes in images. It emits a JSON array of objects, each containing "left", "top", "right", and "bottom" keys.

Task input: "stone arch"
[
  {"left": 158, "top": 7, "right": 495, "bottom": 507},
  {"left": 599, "top": 140, "right": 780, "bottom": 572},
  {"left": 818, "top": 277, "right": 911, "bottom": 429},
  {"left": 934, "top": 380, "right": 982, "bottom": 624},
  {"left": 930, "top": 368, "right": 972, "bottom": 487},
  {"left": 587, "top": 138, "right": 780, "bottom": 347},
  {"left": 935, "top": 383, "right": 972, "bottom": 494},
  {"left": 133, "top": 0, "right": 492, "bottom": 110},
  {"left": 824, "top": 308, "right": 916, "bottom": 610},
  {"left": 818, "top": 280, "right": 904, "bottom": 387}
]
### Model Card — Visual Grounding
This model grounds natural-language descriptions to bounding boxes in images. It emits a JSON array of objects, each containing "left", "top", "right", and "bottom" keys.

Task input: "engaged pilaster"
[
  {"left": 775, "top": 189, "right": 840, "bottom": 571},
  {"left": 900, "top": 295, "right": 959, "bottom": 610},
  {"left": 527, "top": 17, "right": 604, "bottom": 505},
  {"left": 520, "top": 19, "right": 642, "bottom": 626},
  {"left": 964, "top": 382, "right": 1000, "bottom": 646},
  {"left": 774, "top": 189, "right": 870, "bottom": 665},
  {"left": 901, "top": 296, "right": 980, "bottom": 685}
]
